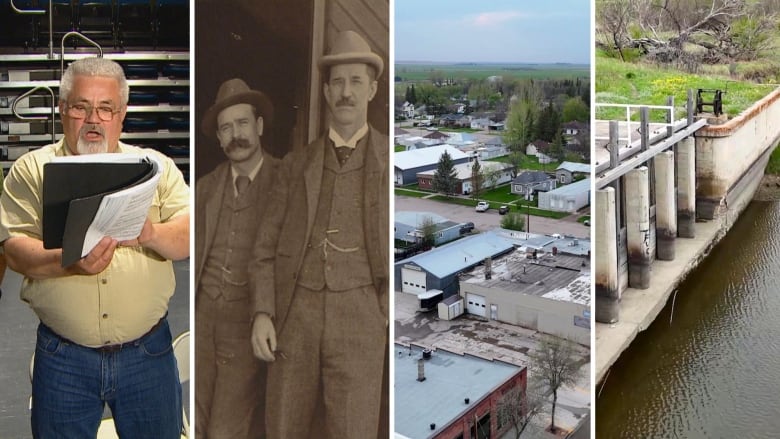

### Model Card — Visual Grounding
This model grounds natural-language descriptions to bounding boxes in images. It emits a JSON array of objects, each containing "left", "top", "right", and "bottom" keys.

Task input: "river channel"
[{"left": 597, "top": 200, "right": 780, "bottom": 438}]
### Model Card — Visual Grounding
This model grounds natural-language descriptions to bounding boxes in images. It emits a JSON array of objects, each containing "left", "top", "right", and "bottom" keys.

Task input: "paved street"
[
  {"left": 395, "top": 195, "right": 590, "bottom": 239},
  {"left": 394, "top": 292, "right": 591, "bottom": 437}
]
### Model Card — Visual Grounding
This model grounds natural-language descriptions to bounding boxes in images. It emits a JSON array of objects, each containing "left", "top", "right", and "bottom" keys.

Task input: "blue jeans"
[{"left": 31, "top": 319, "right": 182, "bottom": 438}]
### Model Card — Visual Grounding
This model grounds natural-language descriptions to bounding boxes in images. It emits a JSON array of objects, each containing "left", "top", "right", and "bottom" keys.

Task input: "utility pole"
[{"left": 526, "top": 202, "right": 531, "bottom": 239}]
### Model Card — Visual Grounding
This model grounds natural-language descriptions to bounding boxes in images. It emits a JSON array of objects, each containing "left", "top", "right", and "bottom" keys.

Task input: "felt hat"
[
  {"left": 318, "top": 30, "right": 383, "bottom": 78},
  {"left": 202, "top": 78, "right": 273, "bottom": 138}
]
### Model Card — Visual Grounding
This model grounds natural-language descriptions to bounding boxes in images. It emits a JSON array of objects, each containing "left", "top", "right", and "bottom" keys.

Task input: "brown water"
[{"left": 596, "top": 201, "right": 780, "bottom": 438}]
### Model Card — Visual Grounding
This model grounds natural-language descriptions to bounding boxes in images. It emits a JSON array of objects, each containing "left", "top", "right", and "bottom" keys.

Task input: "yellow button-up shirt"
[{"left": 0, "top": 139, "right": 189, "bottom": 346}]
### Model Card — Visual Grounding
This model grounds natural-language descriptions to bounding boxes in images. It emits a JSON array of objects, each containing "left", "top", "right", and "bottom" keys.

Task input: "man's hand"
[
  {"left": 68, "top": 236, "right": 118, "bottom": 275},
  {"left": 251, "top": 313, "right": 277, "bottom": 362},
  {"left": 118, "top": 218, "right": 154, "bottom": 248}
]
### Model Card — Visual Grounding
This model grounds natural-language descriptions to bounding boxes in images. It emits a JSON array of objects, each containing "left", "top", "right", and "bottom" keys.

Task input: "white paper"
[{"left": 54, "top": 153, "right": 163, "bottom": 257}]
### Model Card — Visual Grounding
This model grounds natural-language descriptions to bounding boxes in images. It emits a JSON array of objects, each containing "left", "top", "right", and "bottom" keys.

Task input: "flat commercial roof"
[
  {"left": 545, "top": 178, "right": 591, "bottom": 196},
  {"left": 394, "top": 344, "right": 521, "bottom": 439},
  {"left": 460, "top": 247, "right": 591, "bottom": 305}
]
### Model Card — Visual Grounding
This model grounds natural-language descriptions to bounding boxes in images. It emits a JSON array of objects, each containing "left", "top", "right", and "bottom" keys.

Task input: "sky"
[{"left": 394, "top": 0, "right": 591, "bottom": 64}]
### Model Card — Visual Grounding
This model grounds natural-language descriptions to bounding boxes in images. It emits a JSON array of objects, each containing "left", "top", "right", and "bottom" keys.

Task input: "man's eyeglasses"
[{"left": 65, "top": 103, "right": 121, "bottom": 122}]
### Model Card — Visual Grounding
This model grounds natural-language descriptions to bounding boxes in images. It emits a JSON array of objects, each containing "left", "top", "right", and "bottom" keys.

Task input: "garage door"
[
  {"left": 466, "top": 293, "right": 487, "bottom": 317},
  {"left": 401, "top": 267, "right": 426, "bottom": 295}
]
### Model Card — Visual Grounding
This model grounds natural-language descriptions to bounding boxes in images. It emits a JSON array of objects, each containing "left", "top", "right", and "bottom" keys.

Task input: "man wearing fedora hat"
[
  {"left": 196, "top": 78, "right": 278, "bottom": 438},
  {"left": 250, "top": 30, "right": 389, "bottom": 438}
]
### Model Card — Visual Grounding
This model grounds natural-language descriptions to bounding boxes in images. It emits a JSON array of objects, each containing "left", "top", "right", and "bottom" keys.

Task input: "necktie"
[
  {"left": 334, "top": 146, "right": 352, "bottom": 166},
  {"left": 235, "top": 175, "right": 251, "bottom": 195}
]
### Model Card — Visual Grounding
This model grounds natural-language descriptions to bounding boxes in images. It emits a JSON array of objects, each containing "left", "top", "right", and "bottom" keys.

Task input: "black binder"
[{"left": 42, "top": 159, "right": 155, "bottom": 265}]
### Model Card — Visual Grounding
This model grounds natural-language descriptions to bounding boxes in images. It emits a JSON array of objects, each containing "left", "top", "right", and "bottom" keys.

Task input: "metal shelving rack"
[{"left": 0, "top": 1, "right": 190, "bottom": 180}]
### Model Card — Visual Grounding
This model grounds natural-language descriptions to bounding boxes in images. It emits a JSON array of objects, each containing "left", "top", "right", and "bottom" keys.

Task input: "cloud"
[{"left": 469, "top": 11, "right": 526, "bottom": 27}]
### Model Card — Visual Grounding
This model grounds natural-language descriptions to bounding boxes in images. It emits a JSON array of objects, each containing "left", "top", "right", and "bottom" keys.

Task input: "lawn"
[
  {"left": 595, "top": 51, "right": 775, "bottom": 121},
  {"left": 487, "top": 155, "right": 562, "bottom": 172},
  {"left": 395, "top": 145, "right": 406, "bottom": 152},
  {"left": 395, "top": 188, "right": 428, "bottom": 198}
]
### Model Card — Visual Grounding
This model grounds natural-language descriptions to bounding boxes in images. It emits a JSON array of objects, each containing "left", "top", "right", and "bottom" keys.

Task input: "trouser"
[
  {"left": 196, "top": 292, "right": 266, "bottom": 438},
  {"left": 266, "top": 284, "right": 387, "bottom": 439},
  {"left": 31, "top": 318, "right": 181, "bottom": 438}
]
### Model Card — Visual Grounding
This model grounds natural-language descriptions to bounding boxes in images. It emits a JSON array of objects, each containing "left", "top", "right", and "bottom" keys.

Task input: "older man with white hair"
[{"left": 0, "top": 57, "right": 190, "bottom": 438}]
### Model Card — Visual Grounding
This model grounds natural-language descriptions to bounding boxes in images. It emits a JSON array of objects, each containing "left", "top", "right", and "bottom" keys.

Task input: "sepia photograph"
[{"left": 195, "top": 0, "right": 389, "bottom": 438}]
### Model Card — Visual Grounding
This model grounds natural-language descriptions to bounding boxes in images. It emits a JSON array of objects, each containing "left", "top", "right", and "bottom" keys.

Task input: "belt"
[{"left": 94, "top": 316, "right": 166, "bottom": 352}]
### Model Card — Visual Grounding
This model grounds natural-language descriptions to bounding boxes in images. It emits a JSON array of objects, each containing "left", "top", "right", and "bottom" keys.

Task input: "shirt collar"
[
  {"left": 328, "top": 124, "right": 369, "bottom": 149},
  {"left": 231, "top": 154, "right": 264, "bottom": 184}
]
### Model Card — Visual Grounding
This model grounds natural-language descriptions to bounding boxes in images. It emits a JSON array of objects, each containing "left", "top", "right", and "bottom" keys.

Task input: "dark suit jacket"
[
  {"left": 195, "top": 155, "right": 279, "bottom": 300},
  {"left": 252, "top": 126, "right": 389, "bottom": 334}
]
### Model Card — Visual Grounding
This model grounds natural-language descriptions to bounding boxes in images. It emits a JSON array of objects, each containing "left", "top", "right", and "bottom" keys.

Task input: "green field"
[{"left": 396, "top": 63, "right": 590, "bottom": 82}]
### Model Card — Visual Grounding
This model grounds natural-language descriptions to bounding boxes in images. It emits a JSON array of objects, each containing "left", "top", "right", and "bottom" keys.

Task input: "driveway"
[{"left": 395, "top": 195, "right": 590, "bottom": 239}]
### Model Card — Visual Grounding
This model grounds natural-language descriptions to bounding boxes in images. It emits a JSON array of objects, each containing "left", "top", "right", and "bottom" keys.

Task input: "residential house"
[
  {"left": 555, "top": 161, "right": 591, "bottom": 184},
  {"left": 395, "top": 211, "right": 462, "bottom": 246},
  {"left": 562, "top": 120, "right": 588, "bottom": 137},
  {"left": 401, "top": 101, "right": 415, "bottom": 119},
  {"left": 394, "top": 144, "right": 470, "bottom": 185},
  {"left": 526, "top": 140, "right": 553, "bottom": 164},
  {"left": 416, "top": 160, "right": 514, "bottom": 195},
  {"left": 470, "top": 117, "right": 491, "bottom": 130},
  {"left": 438, "top": 113, "right": 470, "bottom": 128},
  {"left": 510, "top": 170, "right": 556, "bottom": 199}
]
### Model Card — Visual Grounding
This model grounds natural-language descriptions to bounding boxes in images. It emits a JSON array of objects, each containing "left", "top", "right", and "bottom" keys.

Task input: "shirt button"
[
  {"left": 102, "top": 313, "right": 108, "bottom": 319},
  {"left": 101, "top": 279, "right": 107, "bottom": 284}
]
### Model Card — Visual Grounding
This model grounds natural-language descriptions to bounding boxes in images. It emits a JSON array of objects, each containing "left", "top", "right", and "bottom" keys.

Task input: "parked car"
[
  {"left": 498, "top": 205, "right": 509, "bottom": 215},
  {"left": 459, "top": 222, "right": 475, "bottom": 234},
  {"left": 475, "top": 201, "right": 489, "bottom": 212}
]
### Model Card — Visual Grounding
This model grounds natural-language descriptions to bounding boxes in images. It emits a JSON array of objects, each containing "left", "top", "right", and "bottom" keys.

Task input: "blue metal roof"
[{"left": 396, "top": 231, "right": 515, "bottom": 278}]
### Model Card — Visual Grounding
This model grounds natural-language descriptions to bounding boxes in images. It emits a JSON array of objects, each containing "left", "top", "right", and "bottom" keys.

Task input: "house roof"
[
  {"left": 545, "top": 178, "right": 591, "bottom": 196},
  {"left": 556, "top": 161, "right": 590, "bottom": 174},
  {"left": 529, "top": 139, "right": 550, "bottom": 150},
  {"left": 396, "top": 231, "right": 515, "bottom": 278},
  {"left": 394, "top": 344, "right": 522, "bottom": 439},
  {"left": 395, "top": 127, "right": 410, "bottom": 136},
  {"left": 394, "top": 145, "right": 470, "bottom": 171},
  {"left": 423, "top": 130, "right": 449, "bottom": 140},
  {"left": 417, "top": 161, "right": 513, "bottom": 181},
  {"left": 483, "top": 136, "right": 505, "bottom": 147},
  {"left": 563, "top": 120, "right": 588, "bottom": 130},
  {"left": 512, "top": 170, "right": 553, "bottom": 185}
]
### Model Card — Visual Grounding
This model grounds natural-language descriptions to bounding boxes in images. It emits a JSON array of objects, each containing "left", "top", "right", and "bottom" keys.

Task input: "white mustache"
[{"left": 79, "top": 124, "right": 105, "bottom": 137}]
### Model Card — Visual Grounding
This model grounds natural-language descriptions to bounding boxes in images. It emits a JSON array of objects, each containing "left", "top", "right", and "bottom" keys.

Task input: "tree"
[
  {"left": 504, "top": 99, "right": 536, "bottom": 153},
  {"left": 432, "top": 151, "right": 458, "bottom": 198},
  {"left": 500, "top": 212, "right": 525, "bottom": 232},
  {"left": 529, "top": 335, "right": 583, "bottom": 434},
  {"left": 536, "top": 102, "right": 560, "bottom": 143},
  {"left": 470, "top": 158, "right": 484, "bottom": 201},
  {"left": 418, "top": 215, "right": 437, "bottom": 249},
  {"left": 506, "top": 151, "right": 526, "bottom": 179},
  {"left": 497, "top": 385, "right": 545, "bottom": 439},
  {"left": 561, "top": 97, "right": 589, "bottom": 123},
  {"left": 409, "top": 84, "right": 417, "bottom": 105},
  {"left": 549, "top": 131, "right": 566, "bottom": 162}
]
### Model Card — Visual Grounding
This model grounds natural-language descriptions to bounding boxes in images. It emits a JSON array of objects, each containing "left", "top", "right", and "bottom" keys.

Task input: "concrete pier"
[
  {"left": 654, "top": 151, "right": 676, "bottom": 260},
  {"left": 596, "top": 187, "right": 619, "bottom": 323},
  {"left": 677, "top": 137, "right": 696, "bottom": 238},
  {"left": 625, "top": 167, "right": 651, "bottom": 289}
]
